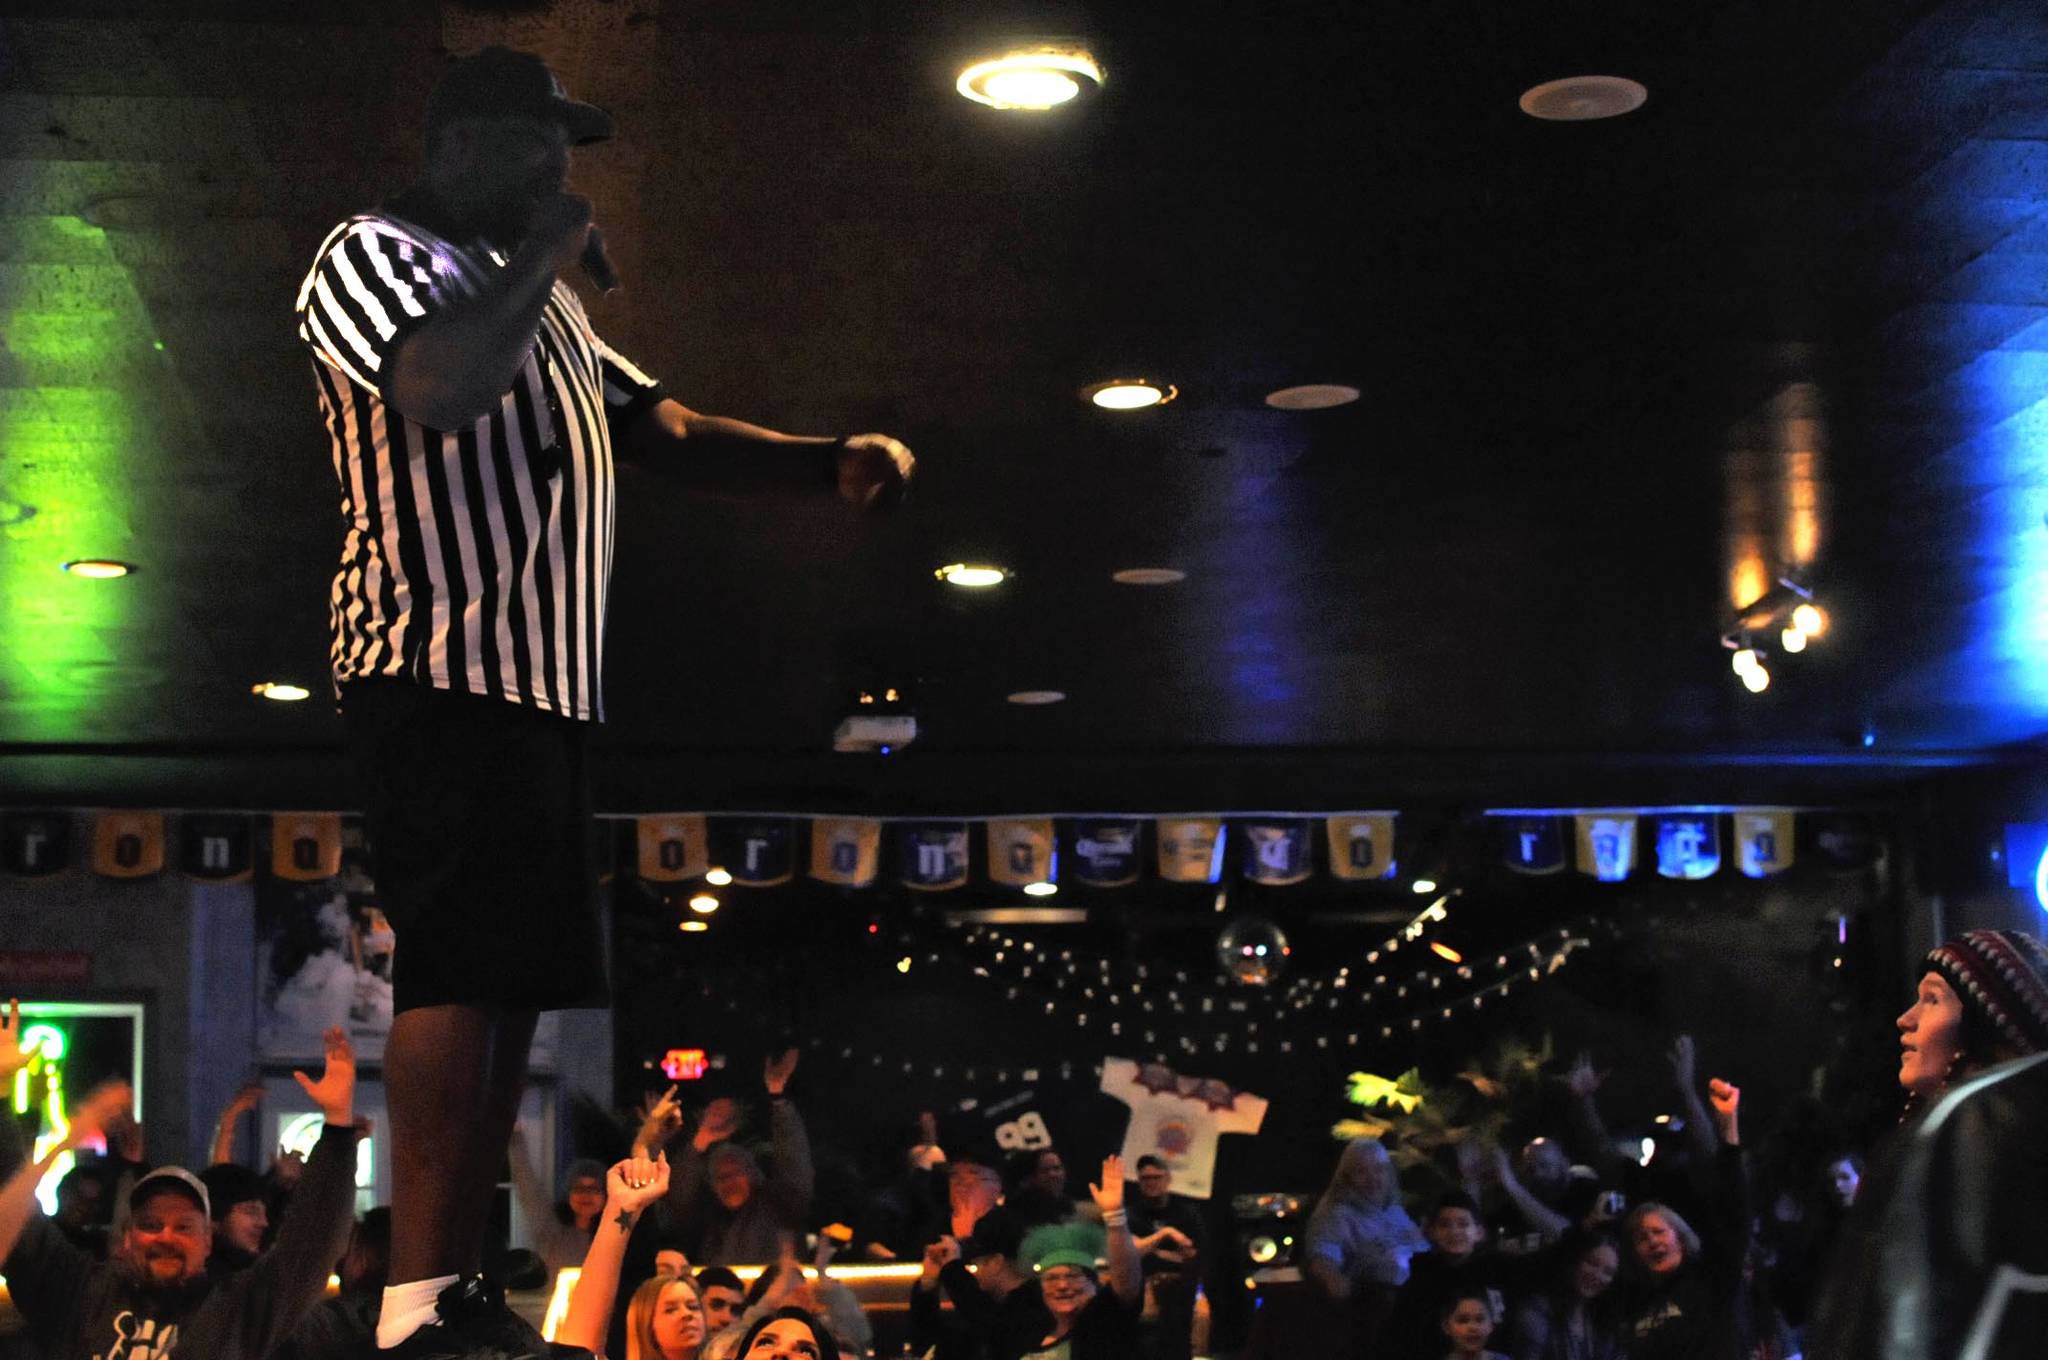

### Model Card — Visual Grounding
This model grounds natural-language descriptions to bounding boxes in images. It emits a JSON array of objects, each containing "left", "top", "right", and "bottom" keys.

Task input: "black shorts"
[{"left": 340, "top": 678, "right": 610, "bottom": 1013}]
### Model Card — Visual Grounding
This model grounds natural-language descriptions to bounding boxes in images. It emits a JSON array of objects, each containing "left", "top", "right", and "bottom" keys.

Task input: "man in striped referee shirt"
[{"left": 295, "top": 47, "right": 912, "bottom": 1358}]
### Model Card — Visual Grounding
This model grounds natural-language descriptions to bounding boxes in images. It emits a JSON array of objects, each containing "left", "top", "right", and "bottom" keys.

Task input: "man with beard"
[
  {"left": 293, "top": 45, "right": 911, "bottom": 1357},
  {"left": 0, "top": 1026, "right": 359, "bottom": 1360}
]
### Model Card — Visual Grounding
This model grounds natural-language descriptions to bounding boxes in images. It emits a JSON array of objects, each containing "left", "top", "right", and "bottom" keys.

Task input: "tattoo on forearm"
[{"left": 615, "top": 1209, "right": 636, "bottom": 1235}]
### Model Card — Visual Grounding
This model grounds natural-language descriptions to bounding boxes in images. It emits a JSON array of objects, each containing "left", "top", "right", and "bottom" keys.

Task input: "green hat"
[{"left": 1019, "top": 1220, "right": 1106, "bottom": 1274}]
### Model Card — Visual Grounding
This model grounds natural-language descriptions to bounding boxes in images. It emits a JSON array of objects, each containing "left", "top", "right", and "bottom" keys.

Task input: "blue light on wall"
[{"left": 2002, "top": 822, "right": 2048, "bottom": 911}]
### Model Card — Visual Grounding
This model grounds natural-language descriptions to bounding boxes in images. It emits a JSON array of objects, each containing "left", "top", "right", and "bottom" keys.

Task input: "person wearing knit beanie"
[{"left": 1898, "top": 928, "right": 2048, "bottom": 1104}]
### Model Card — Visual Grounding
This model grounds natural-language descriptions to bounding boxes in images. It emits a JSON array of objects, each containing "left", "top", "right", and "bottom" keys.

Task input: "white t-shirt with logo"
[{"left": 1099, "top": 1057, "right": 1268, "bottom": 1200}]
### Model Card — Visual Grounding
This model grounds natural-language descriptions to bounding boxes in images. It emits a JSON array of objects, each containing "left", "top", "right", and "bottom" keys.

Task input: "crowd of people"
[{"left": 0, "top": 926, "right": 2042, "bottom": 1359}]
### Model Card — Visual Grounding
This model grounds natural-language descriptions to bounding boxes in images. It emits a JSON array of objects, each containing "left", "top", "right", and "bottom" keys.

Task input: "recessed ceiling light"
[
  {"left": 1111, "top": 568, "right": 1184, "bottom": 586},
  {"left": 1518, "top": 75, "right": 1648, "bottom": 122},
  {"left": 705, "top": 867, "right": 733, "bottom": 887},
  {"left": 1007, "top": 690, "right": 1066, "bottom": 705},
  {"left": 688, "top": 893, "right": 721, "bottom": 915},
  {"left": 957, "top": 48, "right": 1103, "bottom": 110},
  {"left": 936, "top": 562, "right": 1010, "bottom": 588},
  {"left": 251, "top": 682, "right": 312, "bottom": 702},
  {"left": 1022, "top": 881, "right": 1059, "bottom": 897},
  {"left": 1265, "top": 384, "right": 1361, "bottom": 411},
  {"left": 1411, "top": 878, "right": 1438, "bottom": 894},
  {"left": 1082, "top": 378, "right": 1177, "bottom": 410},
  {"left": 61, "top": 559, "right": 134, "bottom": 578},
  {"left": 678, "top": 919, "right": 710, "bottom": 933}
]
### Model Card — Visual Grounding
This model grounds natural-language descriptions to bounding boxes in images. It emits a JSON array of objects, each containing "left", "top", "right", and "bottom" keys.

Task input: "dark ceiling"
[{"left": 3, "top": 0, "right": 2047, "bottom": 812}]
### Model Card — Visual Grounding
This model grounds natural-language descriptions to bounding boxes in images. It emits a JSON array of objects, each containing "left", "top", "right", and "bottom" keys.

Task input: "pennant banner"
[
  {"left": 1072, "top": 819, "right": 1144, "bottom": 887},
  {"left": 180, "top": 815, "right": 253, "bottom": 882},
  {"left": 1, "top": 811, "right": 70, "bottom": 878},
  {"left": 720, "top": 818, "right": 794, "bottom": 887},
  {"left": 809, "top": 818, "right": 880, "bottom": 888},
  {"left": 1326, "top": 815, "right": 1397, "bottom": 881},
  {"left": 92, "top": 811, "right": 165, "bottom": 879},
  {"left": 1501, "top": 816, "right": 1566, "bottom": 874},
  {"left": 636, "top": 815, "right": 708, "bottom": 882},
  {"left": 1157, "top": 818, "right": 1226, "bottom": 884},
  {"left": 900, "top": 823, "right": 970, "bottom": 892},
  {"left": 1654, "top": 814, "right": 1722, "bottom": 880},
  {"left": 987, "top": 819, "right": 1056, "bottom": 887},
  {"left": 1240, "top": 821, "right": 1313, "bottom": 885},
  {"left": 270, "top": 813, "right": 342, "bottom": 881},
  {"left": 1573, "top": 812, "right": 1637, "bottom": 883},
  {"left": 1734, "top": 810, "right": 1796, "bottom": 878}
]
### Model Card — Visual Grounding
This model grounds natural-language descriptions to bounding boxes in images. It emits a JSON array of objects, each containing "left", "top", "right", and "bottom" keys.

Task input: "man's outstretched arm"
[{"left": 620, "top": 398, "right": 913, "bottom": 507}]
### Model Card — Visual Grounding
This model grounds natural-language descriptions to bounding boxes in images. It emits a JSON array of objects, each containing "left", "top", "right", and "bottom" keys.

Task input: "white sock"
[{"left": 377, "top": 1274, "right": 461, "bottom": 1349}]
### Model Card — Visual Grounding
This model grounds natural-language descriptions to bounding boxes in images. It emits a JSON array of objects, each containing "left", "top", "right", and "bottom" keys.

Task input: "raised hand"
[
  {"left": 693, "top": 1096, "right": 741, "bottom": 1151},
  {"left": 66, "top": 1080, "right": 133, "bottom": 1151},
  {"left": 272, "top": 1145, "right": 307, "bottom": 1190},
  {"left": 1707, "top": 1077, "right": 1741, "bottom": 1145},
  {"left": 1563, "top": 1051, "right": 1605, "bottom": 1099},
  {"left": 764, "top": 1048, "right": 800, "bottom": 1097},
  {"left": 835, "top": 434, "right": 915, "bottom": 512},
  {"left": 605, "top": 1152, "right": 670, "bottom": 1224},
  {"left": 0, "top": 1000, "right": 38, "bottom": 1081},
  {"left": 1089, "top": 1154, "right": 1126, "bottom": 1215},
  {"left": 1667, "top": 1035, "right": 1698, "bottom": 1093},
  {"left": 633, "top": 1086, "right": 684, "bottom": 1156},
  {"left": 292, "top": 1026, "right": 357, "bottom": 1125},
  {"left": 104, "top": 1108, "right": 145, "bottom": 1162}
]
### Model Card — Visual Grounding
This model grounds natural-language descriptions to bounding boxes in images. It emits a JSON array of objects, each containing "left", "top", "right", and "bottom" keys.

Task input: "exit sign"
[{"left": 662, "top": 1048, "right": 709, "bottom": 1081}]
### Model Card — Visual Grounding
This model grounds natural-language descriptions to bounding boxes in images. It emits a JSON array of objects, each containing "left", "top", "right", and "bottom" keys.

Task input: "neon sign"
[{"left": 661, "top": 1049, "right": 709, "bottom": 1081}]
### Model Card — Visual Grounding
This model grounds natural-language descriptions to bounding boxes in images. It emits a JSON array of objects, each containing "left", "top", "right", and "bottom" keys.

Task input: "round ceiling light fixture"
[
  {"left": 936, "top": 562, "right": 1010, "bottom": 588},
  {"left": 251, "top": 681, "right": 312, "bottom": 702},
  {"left": 1518, "top": 75, "right": 1648, "bottom": 122},
  {"left": 1022, "top": 881, "right": 1059, "bottom": 897},
  {"left": 705, "top": 867, "right": 734, "bottom": 887},
  {"left": 1110, "top": 568, "right": 1185, "bottom": 586},
  {"left": 61, "top": 559, "right": 135, "bottom": 579},
  {"left": 1007, "top": 690, "right": 1067, "bottom": 705},
  {"left": 678, "top": 919, "right": 710, "bottom": 933},
  {"left": 957, "top": 48, "right": 1103, "bottom": 110},
  {"left": 688, "top": 893, "right": 721, "bottom": 915},
  {"left": 1082, "top": 378, "right": 1177, "bottom": 410},
  {"left": 1264, "top": 384, "right": 1361, "bottom": 411}
]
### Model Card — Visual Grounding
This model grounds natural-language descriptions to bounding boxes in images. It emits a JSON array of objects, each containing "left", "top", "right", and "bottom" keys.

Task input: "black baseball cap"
[
  {"left": 963, "top": 1206, "right": 1024, "bottom": 1262},
  {"left": 426, "top": 47, "right": 615, "bottom": 145}
]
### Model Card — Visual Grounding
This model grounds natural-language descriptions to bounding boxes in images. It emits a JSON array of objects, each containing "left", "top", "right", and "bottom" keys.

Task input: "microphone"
[{"left": 581, "top": 226, "right": 619, "bottom": 295}]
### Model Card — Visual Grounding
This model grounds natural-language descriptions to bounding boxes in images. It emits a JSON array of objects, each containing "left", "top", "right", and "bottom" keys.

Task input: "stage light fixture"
[
  {"left": 1742, "top": 664, "right": 1771, "bottom": 694},
  {"left": 936, "top": 563, "right": 1010, "bottom": 588},
  {"left": 957, "top": 48, "right": 1103, "bottom": 110},
  {"left": 1792, "top": 603, "right": 1826, "bottom": 637},
  {"left": 1780, "top": 627, "right": 1807, "bottom": 654},
  {"left": 1081, "top": 378, "right": 1177, "bottom": 410}
]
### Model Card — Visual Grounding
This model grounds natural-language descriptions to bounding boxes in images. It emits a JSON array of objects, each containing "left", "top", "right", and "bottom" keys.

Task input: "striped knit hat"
[{"left": 1925, "top": 929, "right": 2048, "bottom": 1060}]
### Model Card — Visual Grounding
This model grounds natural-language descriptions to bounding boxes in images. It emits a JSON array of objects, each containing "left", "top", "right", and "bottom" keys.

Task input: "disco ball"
[{"left": 1216, "top": 915, "right": 1291, "bottom": 986}]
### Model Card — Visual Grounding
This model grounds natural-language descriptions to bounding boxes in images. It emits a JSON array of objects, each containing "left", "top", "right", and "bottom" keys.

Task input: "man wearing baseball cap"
[
  {"left": 0, "top": 1026, "right": 360, "bottom": 1359},
  {"left": 293, "top": 42, "right": 913, "bottom": 1359}
]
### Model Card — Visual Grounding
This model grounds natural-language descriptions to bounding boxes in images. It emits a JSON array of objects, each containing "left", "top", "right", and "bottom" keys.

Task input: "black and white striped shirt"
[{"left": 294, "top": 194, "right": 663, "bottom": 722}]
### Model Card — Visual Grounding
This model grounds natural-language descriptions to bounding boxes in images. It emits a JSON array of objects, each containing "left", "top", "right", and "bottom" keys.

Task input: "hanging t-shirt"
[{"left": 1099, "top": 1057, "right": 1267, "bottom": 1200}]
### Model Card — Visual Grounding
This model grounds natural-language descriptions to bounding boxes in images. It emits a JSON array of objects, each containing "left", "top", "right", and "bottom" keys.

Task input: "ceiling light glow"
[
  {"left": 1518, "top": 75, "right": 1648, "bottom": 121},
  {"left": 1731, "top": 648, "right": 1760, "bottom": 676},
  {"left": 705, "top": 867, "right": 733, "bottom": 887},
  {"left": 688, "top": 894, "right": 720, "bottom": 915},
  {"left": 957, "top": 49, "right": 1103, "bottom": 110},
  {"left": 1792, "top": 603, "right": 1826, "bottom": 637},
  {"left": 679, "top": 920, "right": 710, "bottom": 933},
  {"left": 1111, "top": 568, "right": 1185, "bottom": 585},
  {"left": 1741, "top": 664, "right": 1771, "bottom": 694},
  {"left": 1007, "top": 690, "right": 1067, "bottom": 705},
  {"left": 61, "top": 559, "right": 133, "bottom": 579},
  {"left": 1022, "top": 881, "right": 1059, "bottom": 897},
  {"left": 936, "top": 563, "right": 1010, "bottom": 588},
  {"left": 1780, "top": 627, "right": 1807, "bottom": 654},
  {"left": 1082, "top": 379, "right": 1176, "bottom": 410},
  {"left": 1264, "top": 384, "right": 1361, "bottom": 411},
  {"left": 251, "top": 682, "right": 312, "bottom": 702},
  {"left": 1411, "top": 878, "right": 1437, "bottom": 894}
]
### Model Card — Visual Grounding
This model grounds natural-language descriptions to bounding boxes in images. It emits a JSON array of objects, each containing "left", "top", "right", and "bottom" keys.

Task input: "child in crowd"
[
  {"left": 1442, "top": 1286, "right": 1512, "bottom": 1360},
  {"left": 1380, "top": 1190, "right": 1510, "bottom": 1360}
]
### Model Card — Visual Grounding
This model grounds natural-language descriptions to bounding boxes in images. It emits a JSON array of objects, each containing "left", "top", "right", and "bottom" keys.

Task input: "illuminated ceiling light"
[
  {"left": 1081, "top": 378, "right": 1177, "bottom": 410},
  {"left": 896, "top": 956, "right": 914, "bottom": 974},
  {"left": 1111, "top": 568, "right": 1185, "bottom": 585},
  {"left": 1264, "top": 384, "right": 1361, "bottom": 411},
  {"left": 61, "top": 559, "right": 134, "bottom": 579},
  {"left": 1023, "top": 881, "right": 1059, "bottom": 897},
  {"left": 957, "top": 49, "right": 1103, "bottom": 110},
  {"left": 1731, "top": 647, "right": 1761, "bottom": 676},
  {"left": 704, "top": 867, "right": 734, "bottom": 887},
  {"left": 1792, "top": 603, "right": 1826, "bottom": 637},
  {"left": 1780, "top": 627, "right": 1808, "bottom": 654},
  {"left": 678, "top": 920, "right": 710, "bottom": 933},
  {"left": 936, "top": 563, "right": 1010, "bottom": 588},
  {"left": 1429, "top": 942, "right": 1464, "bottom": 964},
  {"left": 1007, "top": 690, "right": 1066, "bottom": 705},
  {"left": 1411, "top": 878, "right": 1437, "bottom": 894},
  {"left": 1741, "top": 664, "right": 1771, "bottom": 694},
  {"left": 1518, "top": 75, "right": 1648, "bottom": 121},
  {"left": 688, "top": 894, "right": 721, "bottom": 915},
  {"left": 251, "top": 681, "right": 312, "bottom": 702}
]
